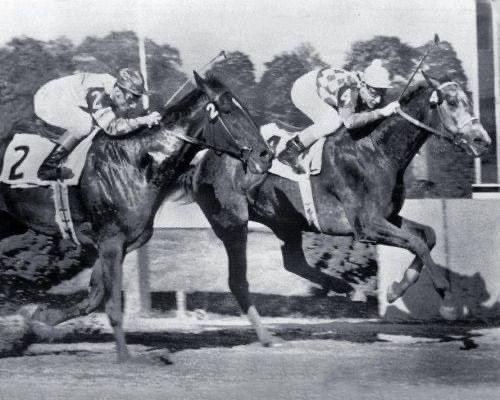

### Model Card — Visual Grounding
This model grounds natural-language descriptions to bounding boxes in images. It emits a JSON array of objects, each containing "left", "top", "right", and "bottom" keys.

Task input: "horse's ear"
[
  {"left": 193, "top": 70, "right": 218, "bottom": 99},
  {"left": 421, "top": 70, "right": 439, "bottom": 89},
  {"left": 421, "top": 71, "right": 443, "bottom": 105},
  {"left": 193, "top": 71, "right": 208, "bottom": 92}
]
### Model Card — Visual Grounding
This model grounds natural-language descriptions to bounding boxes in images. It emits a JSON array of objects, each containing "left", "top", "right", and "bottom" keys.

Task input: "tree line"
[{"left": 0, "top": 31, "right": 473, "bottom": 197}]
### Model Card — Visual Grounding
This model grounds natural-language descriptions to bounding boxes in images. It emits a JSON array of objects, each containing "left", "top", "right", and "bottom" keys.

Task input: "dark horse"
[
  {"left": 0, "top": 72, "right": 273, "bottom": 360},
  {"left": 182, "top": 73, "right": 491, "bottom": 345}
]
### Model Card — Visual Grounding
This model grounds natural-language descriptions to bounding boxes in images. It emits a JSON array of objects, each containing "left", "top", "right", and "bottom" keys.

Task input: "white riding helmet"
[{"left": 363, "top": 59, "right": 392, "bottom": 89}]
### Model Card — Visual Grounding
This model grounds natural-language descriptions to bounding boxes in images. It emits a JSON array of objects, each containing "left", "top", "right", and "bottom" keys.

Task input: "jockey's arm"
[
  {"left": 92, "top": 107, "right": 160, "bottom": 136},
  {"left": 337, "top": 86, "right": 384, "bottom": 130},
  {"left": 339, "top": 107, "right": 384, "bottom": 130}
]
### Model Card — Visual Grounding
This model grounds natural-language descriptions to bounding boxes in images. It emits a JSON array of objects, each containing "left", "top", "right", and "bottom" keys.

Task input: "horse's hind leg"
[
  {"left": 385, "top": 217, "right": 436, "bottom": 303},
  {"left": 31, "top": 258, "right": 105, "bottom": 325},
  {"left": 272, "top": 226, "right": 354, "bottom": 295}
]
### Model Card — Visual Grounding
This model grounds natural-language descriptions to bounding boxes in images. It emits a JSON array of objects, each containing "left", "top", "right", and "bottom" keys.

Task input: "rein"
[
  {"left": 396, "top": 82, "right": 477, "bottom": 147},
  {"left": 172, "top": 129, "right": 250, "bottom": 161},
  {"left": 396, "top": 109, "right": 453, "bottom": 142}
]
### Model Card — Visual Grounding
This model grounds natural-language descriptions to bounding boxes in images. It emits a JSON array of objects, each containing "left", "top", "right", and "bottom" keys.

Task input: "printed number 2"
[
  {"left": 87, "top": 90, "right": 103, "bottom": 111},
  {"left": 9, "top": 145, "right": 30, "bottom": 180},
  {"left": 206, "top": 103, "right": 219, "bottom": 120}
]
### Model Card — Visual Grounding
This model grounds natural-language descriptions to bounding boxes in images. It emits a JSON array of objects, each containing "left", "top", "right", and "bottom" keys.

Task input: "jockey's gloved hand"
[
  {"left": 380, "top": 101, "right": 400, "bottom": 117},
  {"left": 140, "top": 111, "right": 162, "bottom": 128}
]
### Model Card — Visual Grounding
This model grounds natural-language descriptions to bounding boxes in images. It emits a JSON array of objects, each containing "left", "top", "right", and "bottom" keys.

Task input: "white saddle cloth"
[
  {"left": 260, "top": 123, "right": 326, "bottom": 181},
  {"left": 0, "top": 130, "right": 98, "bottom": 188}
]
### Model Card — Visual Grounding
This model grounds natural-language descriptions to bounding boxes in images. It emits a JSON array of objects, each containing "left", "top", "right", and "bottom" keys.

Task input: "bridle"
[
  {"left": 171, "top": 91, "right": 261, "bottom": 171},
  {"left": 397, "top": 81, "right": 478, "bottom": 150}
]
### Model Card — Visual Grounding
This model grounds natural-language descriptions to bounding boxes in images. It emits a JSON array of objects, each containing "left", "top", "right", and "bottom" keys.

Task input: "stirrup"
[
  {"left": 38, "top": 166, "right": 74, "bottom": 181},
  {"left": 277, "top": 137, "right": 306, "bottom": 171}
]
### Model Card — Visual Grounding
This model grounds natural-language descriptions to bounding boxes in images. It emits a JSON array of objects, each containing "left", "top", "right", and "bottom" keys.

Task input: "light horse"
[
  {"left": 182, "top": 73, "right": 491, "bottom": 345},
  {"left": 0, "top": 72, "right": 273, "bottom": 360}
]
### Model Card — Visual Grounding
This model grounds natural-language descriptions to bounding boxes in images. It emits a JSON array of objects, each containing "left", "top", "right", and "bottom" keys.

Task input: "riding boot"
[
  {"left": 277, "top": 136, "right": 307, "bottom": 174},
  {"left": 37, "top": 145, "right": 74, "bottom": 181}
]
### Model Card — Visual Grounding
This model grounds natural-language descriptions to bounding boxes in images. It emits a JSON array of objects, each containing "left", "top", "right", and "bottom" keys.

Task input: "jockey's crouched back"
[
  {"left": 33, "top": 68, "right": 162, "bottom": 181},
  {"left": 277, "top": 59, "right": 400, "bottom": 173}
]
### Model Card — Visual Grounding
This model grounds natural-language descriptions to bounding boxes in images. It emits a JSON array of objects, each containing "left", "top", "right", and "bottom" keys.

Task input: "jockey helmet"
[
  {"left": 116, "top": 68, "right": 148, "bottom": 96},
  {"left": 362, "top": 59, "right": 392, "bottom": 89}
]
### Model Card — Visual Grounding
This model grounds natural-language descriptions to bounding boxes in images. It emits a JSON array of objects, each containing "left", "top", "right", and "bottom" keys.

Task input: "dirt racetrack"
[{"left": 0, "top": 315, "right": 499, "bottom": 400}]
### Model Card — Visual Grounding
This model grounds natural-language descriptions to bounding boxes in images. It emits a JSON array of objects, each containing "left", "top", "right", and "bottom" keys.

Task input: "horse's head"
[
  {"left": 191, "top": 72, "right": 273, "bottom": 174},
  {"left": 422, "top": 72, "right": 491, "bottom": 157}
]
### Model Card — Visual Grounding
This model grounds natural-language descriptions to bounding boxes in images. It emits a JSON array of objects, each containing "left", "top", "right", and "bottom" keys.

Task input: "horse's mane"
[
  {"left": 162, "top": 74, "right": 226, "bottom": 128},
  {"left": 396, "top": 80, "right": 430, "bottom": 106}
]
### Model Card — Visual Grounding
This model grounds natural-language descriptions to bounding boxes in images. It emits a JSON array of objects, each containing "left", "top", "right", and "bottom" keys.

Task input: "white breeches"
[
  {"left": 291, "top": 69, "right": 342, "bottom": 147},
  {"left": 34, "top": 81, "right": 93, "bottom": 141}
]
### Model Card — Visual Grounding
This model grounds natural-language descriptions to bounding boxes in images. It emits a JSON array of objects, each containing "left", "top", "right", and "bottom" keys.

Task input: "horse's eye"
[
  {"left": 447, "top": 98, "right": 459, "bottom": 107},
  {"left": 218, "top": 95, "right": 233, "bottom": 112}
]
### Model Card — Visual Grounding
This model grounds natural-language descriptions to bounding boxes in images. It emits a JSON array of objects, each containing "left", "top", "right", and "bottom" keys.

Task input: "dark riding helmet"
[{"left": 116, "top": 68, "right": 148, "bottom": 96}]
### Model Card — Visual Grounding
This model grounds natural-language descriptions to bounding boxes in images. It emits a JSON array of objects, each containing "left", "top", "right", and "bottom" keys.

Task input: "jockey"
[
  {"left": 33, "top": 68, "right": 162, "bottom": 180},
  {"left": 277, "top": 59, "right": 400, "bottom": 172}
]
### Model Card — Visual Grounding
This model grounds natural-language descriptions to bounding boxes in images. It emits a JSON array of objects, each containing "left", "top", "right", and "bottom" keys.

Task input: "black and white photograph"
[{"left": 0, "top": 0, "right": 499, "bottom": 399}]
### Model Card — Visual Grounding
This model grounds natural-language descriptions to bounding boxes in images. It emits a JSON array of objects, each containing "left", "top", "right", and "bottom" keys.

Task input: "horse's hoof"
[
  {"left": 260, "top": 334, "right": 285, "bottom": 348},
  {"left": 125, "top": 351, "right": 173, "bottom": 365},
  {"left": 386, "top": 282, "right": 403, "bottom": 303},
  {"left": 0, "top": 315, "right": 33, "bottom": 358},
  {"left": 349, "top": 289, "right": 367, "bottom": 302},
  {"left": 439, "top": 293, "right": 459, "bottom": 321}
]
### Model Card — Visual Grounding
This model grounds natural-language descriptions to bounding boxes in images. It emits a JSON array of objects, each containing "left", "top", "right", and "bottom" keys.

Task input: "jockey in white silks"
[
  {"left": 33, "top": 68, "right": 162, "bottom": 181},
  {"left": 277, "top": 59, "right": 401, "bottom": 173}
]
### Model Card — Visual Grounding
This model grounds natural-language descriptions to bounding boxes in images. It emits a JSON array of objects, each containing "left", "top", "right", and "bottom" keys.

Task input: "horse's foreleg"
[
  {"left": 275, "top": 228, "right": 354, "bottom": 295},
  {"left": 362, "top": 217, "right": 450, "bottom": 299},
  {"left": 99, "top": 235, "right": 129, "bottom": 362},
  {"left": 217, "top": 224, "right": 274, "bottom": 347},
  {"left": 386, "top": 217, "right": 436, "bottom": 303}
]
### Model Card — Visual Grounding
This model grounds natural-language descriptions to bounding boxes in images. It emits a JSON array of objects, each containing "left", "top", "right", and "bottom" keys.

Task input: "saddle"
[
  {"left": 0, "top": 118, "right": 98, "bottom": 244},
  {"left": 260, "top": 123, "right": 326, "bottom": 232},
  {"left": 11, "top": 118, "right": 65, "bottom": 141}
]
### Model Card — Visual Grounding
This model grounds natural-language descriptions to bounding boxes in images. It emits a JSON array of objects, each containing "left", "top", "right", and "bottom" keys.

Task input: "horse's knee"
[{"left": 105, "top": 301, "right": 122, "bottom": 327}]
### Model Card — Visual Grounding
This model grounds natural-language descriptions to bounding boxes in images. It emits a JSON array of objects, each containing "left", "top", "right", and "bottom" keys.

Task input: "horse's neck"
[
  {"left": 113, "top": 92, "right": 206, "bottom": 184},
  {"left": 127, "top": 122, "right": 198, "bottom": 180},
  {"left": 373, "top": 92, "right": 432, "bottom": 170}
]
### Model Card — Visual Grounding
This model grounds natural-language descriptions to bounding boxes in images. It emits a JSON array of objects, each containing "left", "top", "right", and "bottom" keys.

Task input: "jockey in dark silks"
[
  {"left": 34, "top": 68, "right": 162, "bottom": 180},
  {"left": 277, "top": 59, "right": 401, "bottom": 172}
]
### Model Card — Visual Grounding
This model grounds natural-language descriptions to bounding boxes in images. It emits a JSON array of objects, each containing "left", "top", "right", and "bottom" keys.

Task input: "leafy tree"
[
  {"left": 205, "top": 51, "right": 259, "bottom": 115},
  {"left": 0, "top": 37, "right": 75, "bottom": 134},
  {"left": 255, "top": 43, "right": 326, "bottom": 126},
  {"left": 343, "top": 36, "right": 420, "bottom": 85},
  {"left": 419, "top": 40, "right": 468, "bottom": 89}
]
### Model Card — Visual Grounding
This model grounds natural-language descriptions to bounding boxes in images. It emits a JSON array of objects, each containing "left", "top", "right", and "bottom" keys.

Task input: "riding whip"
[
  {"left": 398, "top": 34, "right": 440, "bottom": 102},
  {"left": 164, "top": 51, "right": 228, "bottom": 107}
]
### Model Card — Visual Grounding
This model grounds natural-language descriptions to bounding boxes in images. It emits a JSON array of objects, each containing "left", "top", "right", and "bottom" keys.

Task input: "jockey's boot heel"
[
  {"left": 277, "top": 136, "right": 306, "bottom": 174},
  {"left": 37, "top": 144, "right": 74, "bottom": 181}
]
